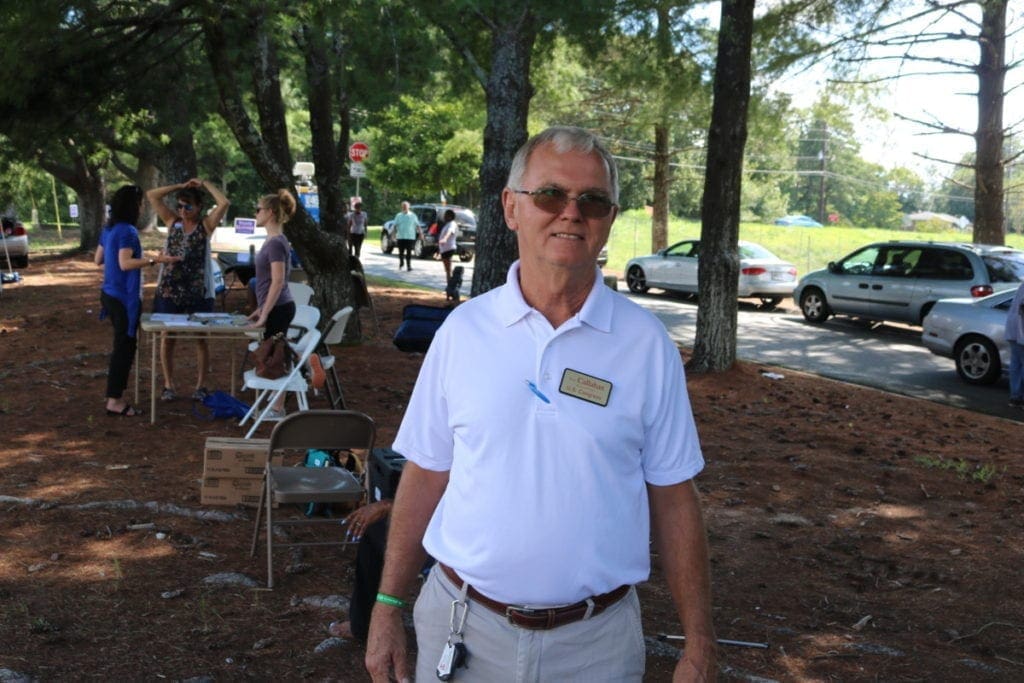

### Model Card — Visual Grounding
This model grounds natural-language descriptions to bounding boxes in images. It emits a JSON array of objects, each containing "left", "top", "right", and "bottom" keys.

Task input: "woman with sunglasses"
[
  {"left": 146, "top": 177, "right": 231, "bottom": 402},
  {"left": 248, "top": 189, "right": 298, "bottom": 419}
]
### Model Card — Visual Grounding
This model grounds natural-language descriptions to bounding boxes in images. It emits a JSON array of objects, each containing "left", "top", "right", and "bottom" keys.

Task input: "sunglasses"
[
  {"left": 177, "top": 203, "right": 194, "bottom": 212},
  {"left": 512, "top": 187, "right": 616, "bottom": 219},
  {"left": 255, "top": 205, "right": 266, "bottom": 212}
]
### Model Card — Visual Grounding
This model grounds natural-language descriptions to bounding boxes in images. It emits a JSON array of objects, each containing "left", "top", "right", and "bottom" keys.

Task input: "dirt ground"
[{"left": 1, "top": 251, "right": 1022, "bottom": 682}]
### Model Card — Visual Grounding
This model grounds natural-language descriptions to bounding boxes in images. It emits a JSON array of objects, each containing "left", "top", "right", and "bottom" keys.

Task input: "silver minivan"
[{"left": 794, "top": 241, "right": 1024, "bottom": 326}]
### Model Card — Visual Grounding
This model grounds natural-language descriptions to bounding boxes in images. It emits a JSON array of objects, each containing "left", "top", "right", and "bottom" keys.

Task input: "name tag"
[{"left": 559, "top": 369, "right": 612, "bottom": 407}]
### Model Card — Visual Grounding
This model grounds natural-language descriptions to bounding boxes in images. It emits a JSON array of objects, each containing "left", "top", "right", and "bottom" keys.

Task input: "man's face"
[{"left": 502, "top": 143, "right": 616, "bottom": 274}]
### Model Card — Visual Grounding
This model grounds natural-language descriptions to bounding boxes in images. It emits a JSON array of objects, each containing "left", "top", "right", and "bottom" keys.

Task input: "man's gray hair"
[{"left": 507, "top": 126, "right": 619, "bottom": 203}]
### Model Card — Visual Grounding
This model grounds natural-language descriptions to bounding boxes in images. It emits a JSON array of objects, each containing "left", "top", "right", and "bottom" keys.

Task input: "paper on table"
[
  {"left": 151, "top": 313, "right": 190, "bottom": 323},
  {"left": 192, "top": 312, "right": 232, "bottom": 320}
]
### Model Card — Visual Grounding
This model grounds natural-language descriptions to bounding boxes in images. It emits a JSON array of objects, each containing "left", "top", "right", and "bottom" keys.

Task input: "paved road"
[{"left": 357, "top": 246, "right": 1019, "bottom": 422}]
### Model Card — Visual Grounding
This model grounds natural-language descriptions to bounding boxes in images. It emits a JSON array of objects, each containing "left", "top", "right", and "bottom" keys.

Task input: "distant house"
[{"left": 902, "top": 212, "right": 972, "bottom": 232}]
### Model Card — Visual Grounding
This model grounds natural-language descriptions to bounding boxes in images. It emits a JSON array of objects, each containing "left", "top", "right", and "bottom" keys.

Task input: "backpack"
[
  {"left": 193, "top": 390, "right": 251, "bottom": 420},
  {"left": 253, "top": 332, "right": 295, "bottom": 379}
]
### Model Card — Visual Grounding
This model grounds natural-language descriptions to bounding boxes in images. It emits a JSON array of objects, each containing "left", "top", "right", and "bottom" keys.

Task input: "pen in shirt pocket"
[{"left": 525, "top": 380, "right": 551, "bottom": 404}]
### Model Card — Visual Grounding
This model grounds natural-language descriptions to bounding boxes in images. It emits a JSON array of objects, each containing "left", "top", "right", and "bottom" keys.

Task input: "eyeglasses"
[
  {"left": 177, "top": 203, "right": 194, "bottom": 212},
  {"left": 255, "top": 205, "right": 266, "bottom": 213},
  {"left": 512, "top": 188, "right": 616, "bottom": 219}
]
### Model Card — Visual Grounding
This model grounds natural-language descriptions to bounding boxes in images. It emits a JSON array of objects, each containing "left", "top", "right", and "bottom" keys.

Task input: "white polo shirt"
[{"left": 393, "top": 262, "right": 704, "bottom": 605}]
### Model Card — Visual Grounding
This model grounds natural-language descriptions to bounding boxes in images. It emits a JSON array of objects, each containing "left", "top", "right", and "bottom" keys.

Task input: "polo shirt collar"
[{"left": 497, "top": 261, "right": 613, "bottom": 333}]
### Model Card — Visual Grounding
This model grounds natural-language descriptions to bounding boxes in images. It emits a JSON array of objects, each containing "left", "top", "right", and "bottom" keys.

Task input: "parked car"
[
  {"left": 921, "top": 287, "right": 1018, "bottom": 385},
  {"left": 774, "top": 215, "right": 822, "bottom": 227},
  {"left": 794, "top": 241, "right": 1024, "bottom": 326},
  {"left": 381, "top": 204, "right": 476, "bottom": 262},
  {"left": 625, "top": 239, "right": 797, "bottom": 309},
  {"left": 1, "top": 217, "right": 29, "bottom": 268}
]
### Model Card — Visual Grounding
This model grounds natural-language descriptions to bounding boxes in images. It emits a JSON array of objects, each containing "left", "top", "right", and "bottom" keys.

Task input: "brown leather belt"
[{"left": 439, "top": 563, "right": 630, "bottom": 631}]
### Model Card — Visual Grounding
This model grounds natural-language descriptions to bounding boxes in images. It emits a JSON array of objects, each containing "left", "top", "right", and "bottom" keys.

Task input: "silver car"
[
  {"left": 921, "top": 288, "right": 1018, "bottom": 385},
  {"left": 1, "top": 218, "right": 28, "bottom": 268},
  {"left": 795, "top": 241, "right": 1024, "bottom": 326},
  {"left": 625, "top": 239, "right": 797, "bottom": 309}
]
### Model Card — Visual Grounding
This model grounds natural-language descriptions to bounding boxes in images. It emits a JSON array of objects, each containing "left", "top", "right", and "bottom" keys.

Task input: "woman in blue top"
[{"left": 94, "top": 185, "right": 180, "bottom": 417}]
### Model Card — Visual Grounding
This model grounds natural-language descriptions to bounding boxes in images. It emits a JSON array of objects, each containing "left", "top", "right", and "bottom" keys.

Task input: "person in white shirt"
[
  {"left": 365, "top": 126, "right": 717, "bottom": 682},
  {"left": 436, "top": 208, "right": 459, "bottom": 284}
]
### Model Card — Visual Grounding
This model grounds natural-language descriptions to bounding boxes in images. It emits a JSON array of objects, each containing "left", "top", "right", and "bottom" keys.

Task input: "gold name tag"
[{"left": 559, "top": 369, "right": 612, "bottom": 407}]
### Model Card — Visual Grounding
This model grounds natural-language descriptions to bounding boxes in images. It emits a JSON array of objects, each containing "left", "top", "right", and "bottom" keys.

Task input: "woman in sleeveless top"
[
  {"left": 248, "top": 189, "right": 298, "bottom": 419},
  {"left": 146, "top": 178, "right": 231, "bottom": 402}
]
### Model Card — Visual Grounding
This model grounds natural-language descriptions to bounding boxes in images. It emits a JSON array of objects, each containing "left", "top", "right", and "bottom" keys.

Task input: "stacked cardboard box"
[{"left": 201, "top": 437, "right": 280, "bottom": 507}]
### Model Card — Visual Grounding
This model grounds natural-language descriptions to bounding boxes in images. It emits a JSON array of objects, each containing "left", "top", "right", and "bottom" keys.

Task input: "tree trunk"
[
  {"left": 202, "top": 10, "right": 356, "bottom": 336},
  {"left": 471, "top": 12, "right": 537, "bottom": 296},
  {"left": 651, "top": 123, "right": 670, "bottom": 251},
  {"left": 972, "top": 0, "right": 1006, "bottom": 244},
  {"left": 688, "top": 0, "right": 755, "bottom": 374},
  {"left": 40, "top": 144, "right": 107, "bottom": 251},
  {"left": 302, "top": 15, "right": 345, "bottom": 239}
]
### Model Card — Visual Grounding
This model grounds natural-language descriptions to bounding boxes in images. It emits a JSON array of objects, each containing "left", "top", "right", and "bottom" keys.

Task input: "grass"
[
  {"left": 605, "top": 209, "right": 1024, "bottom": 276},
  {"left": 25, "top": 218, "right": 1024, "bottom": 281},
  {"left": 913, "top": 454, "right": 1003, "bottom": 484}
]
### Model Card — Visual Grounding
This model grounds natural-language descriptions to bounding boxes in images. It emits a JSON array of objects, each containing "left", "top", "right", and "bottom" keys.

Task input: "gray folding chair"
[{"left": 249, "top": 410, "right": 375, "bottom": 588}]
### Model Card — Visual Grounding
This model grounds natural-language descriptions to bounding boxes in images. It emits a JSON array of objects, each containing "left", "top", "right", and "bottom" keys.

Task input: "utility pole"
[{"left": 817, "top": 125, "right": 827, "bottom": 225}]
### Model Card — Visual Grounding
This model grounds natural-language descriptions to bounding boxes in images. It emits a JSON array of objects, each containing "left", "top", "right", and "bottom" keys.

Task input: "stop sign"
[{"left": 349, "top": 142, "right": 370, "bottom": 163}]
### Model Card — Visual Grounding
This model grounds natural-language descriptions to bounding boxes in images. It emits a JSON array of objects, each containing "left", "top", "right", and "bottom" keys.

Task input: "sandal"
[
  {"left": 191, "top": 387, "right": 210, "bottom": 401},
  {"left": 160, "top": 387, "right": 177, "bottom": 402},
  {"left": 106, "top": 404, "right": 144, "bottom": 417}
]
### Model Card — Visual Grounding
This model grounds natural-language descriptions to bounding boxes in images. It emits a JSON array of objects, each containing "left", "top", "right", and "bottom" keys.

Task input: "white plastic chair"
[
  {"left": 317, "top": 306, "right": 353, "bottom": 409},
  {"left": 243, "top": 304, "right": 321, "bottom": 370},
  {"left": 239, "top": 328, "right": 322, "bottom": 438},
  {"left": 289, "top": 282, "right": 314, "bottom": 306}
]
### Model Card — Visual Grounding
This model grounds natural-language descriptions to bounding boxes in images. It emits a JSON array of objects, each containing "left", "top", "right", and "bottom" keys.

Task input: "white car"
[
  {"left": 625, "top": 239, "right": 797, "bottom": 309},
  {"left": 1, "top": 218, "right": 29, "bottom": 268},
  {"left": 921, "top": 288, "right": 1018, "bottom": 385}
]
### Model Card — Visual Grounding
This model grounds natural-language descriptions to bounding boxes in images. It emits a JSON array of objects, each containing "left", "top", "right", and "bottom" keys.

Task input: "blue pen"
[{"left": 525, "top": 380, "right": 551, "bottom": 404}]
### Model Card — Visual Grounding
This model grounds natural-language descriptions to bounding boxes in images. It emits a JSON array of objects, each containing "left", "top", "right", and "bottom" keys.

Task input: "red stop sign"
[{"left": 349, "top": 142, "right": 370, "bottom": 162}]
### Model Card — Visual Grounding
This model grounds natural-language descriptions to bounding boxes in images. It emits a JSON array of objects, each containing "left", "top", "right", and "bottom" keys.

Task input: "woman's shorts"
[{"left": 153, "top": 295, "right": 214, "bottom": 315}]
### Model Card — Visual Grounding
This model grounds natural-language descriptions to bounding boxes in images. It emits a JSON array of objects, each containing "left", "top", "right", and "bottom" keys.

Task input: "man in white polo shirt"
[{"left": 365, "top": 126, "right": 716, "bottom": 682}]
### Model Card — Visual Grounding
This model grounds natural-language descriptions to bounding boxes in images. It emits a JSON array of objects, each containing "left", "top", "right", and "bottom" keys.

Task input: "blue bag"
[{"left": 193, "top": 391, "right": 251, "bottom": 420}]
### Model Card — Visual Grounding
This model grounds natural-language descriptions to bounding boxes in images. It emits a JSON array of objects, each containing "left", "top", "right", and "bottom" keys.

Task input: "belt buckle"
[{"left": 505, "top": 605, "right": 537, "bottom": 627}]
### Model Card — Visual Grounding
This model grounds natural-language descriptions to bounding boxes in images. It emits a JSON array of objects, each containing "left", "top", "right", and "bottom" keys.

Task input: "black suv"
[{"left": 381, "top": 204, "right": 477, "bottom": 262}]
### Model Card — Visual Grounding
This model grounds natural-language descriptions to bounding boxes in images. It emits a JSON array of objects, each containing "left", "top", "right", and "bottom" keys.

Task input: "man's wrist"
[{"left": 375, "top": 592, "right": 407, "bottom": 608}]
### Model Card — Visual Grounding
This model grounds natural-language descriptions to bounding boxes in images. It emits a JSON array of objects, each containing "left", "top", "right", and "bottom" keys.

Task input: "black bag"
[
  {"left": 253, "top": 332, "right": 295, "bottom": 379},
  {"left": 393, "top": 305, "right": 452, "bottom": 353}
]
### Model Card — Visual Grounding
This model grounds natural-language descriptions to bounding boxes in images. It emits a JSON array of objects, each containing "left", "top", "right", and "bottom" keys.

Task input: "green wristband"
[{"left": 376, "top": 592, "right": 407, "bottom": 608}]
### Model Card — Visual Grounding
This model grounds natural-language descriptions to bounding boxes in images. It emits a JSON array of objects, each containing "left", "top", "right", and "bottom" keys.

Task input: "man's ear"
[{"left": 501, "top": 187, "right": 518, "bottom": 232}]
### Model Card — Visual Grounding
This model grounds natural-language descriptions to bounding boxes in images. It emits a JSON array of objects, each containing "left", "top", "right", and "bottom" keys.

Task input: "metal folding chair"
[{"left": 249, "top": 410, "right": 375, "bottom": 588}]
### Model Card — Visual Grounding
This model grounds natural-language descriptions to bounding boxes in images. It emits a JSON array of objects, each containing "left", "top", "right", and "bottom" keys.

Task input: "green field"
[
  {"left": 25, "top": 219, "right": 1024, "bottom": 280},
  {"left": 606, "top": 209, "right": 1024, "bottom": 276}
]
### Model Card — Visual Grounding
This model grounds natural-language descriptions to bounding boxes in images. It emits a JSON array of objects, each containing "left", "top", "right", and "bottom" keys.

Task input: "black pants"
[
  {"left": 396, "top": 239, "right": 415, "bottom": 268},
  {"left": 350, "top": 233, "right": 365, "bottom": 258},
  {"left": 101, "top": 292, "right": 137, "bottom": 400},
  {"left": 349, "top": 518, "right": 388, "bottom": 640}
]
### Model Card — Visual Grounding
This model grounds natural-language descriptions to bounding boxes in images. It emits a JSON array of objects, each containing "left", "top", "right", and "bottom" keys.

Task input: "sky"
[{"left": 765, "top": 2, "right": 1022, "bottom": 182}]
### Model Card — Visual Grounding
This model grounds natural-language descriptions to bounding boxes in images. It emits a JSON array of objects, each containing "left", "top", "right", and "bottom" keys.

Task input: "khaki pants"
[{"left": 413, "top": 564, "right": 645, "bottom": 682}]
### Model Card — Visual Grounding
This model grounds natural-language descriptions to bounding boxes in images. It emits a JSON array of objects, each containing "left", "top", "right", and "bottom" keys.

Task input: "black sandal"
[{"left": 106, "top": 404, "right": 144, "bottom": 417}]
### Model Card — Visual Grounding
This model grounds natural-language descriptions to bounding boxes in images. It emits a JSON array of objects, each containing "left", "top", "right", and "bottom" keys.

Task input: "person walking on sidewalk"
[
  {"left": 348, "top": 202, "right": 368, "bottom": 258},
  {"left": 392, "top": 201, "right": 421, "bottom": 271},
  {"left": 436, "top": 208, "right": 459, "bottom": 285},
  {"left": 366, "top": 126, "right": 716, "bottom": 682}
]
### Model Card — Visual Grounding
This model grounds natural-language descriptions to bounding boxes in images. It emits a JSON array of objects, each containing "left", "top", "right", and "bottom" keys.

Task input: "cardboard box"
[
  {"left": 203, "top": 437, "right": 281, "bottom": 479},
  {"left": 200, "top": 476, "right": 267, "bottom": 507}
]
